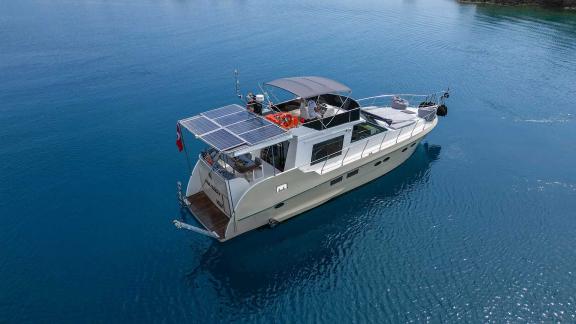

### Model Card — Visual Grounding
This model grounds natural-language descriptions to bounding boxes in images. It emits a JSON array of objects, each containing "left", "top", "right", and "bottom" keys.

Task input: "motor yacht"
[{"left": 174, "top": 76, "right": 449, "bottom": 241}]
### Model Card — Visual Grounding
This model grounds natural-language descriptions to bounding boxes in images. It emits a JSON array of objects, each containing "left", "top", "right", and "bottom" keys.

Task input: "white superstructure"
[{"left": 174, "top": 76, "right": 449, "bottom": 242}]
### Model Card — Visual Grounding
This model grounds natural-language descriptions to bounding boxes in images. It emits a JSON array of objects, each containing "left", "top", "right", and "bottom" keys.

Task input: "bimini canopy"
[
  {"left": 265, "top": 76, "right": 351, "bottom": 99},
  {"left": 179, "top": 104, "right": 292, "bottom": 155}
]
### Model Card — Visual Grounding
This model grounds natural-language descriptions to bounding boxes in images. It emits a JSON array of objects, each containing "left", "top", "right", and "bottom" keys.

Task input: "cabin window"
[
  {"left": 374, "top": 161, "right": 382, "bottom": 166},
  {"left": 411, "top": 142, "right": 416, "bottom": 147},
  {"left": 383, "top": 157, "right": 390, "bottom": 162},
  {"left": 402, "top": 147, "right": 408, "bottom": 152},
  {"left": 347, "top": 169, "right": 359, "bottom": 178},
  {"left": 330, "top": 176, "right": 343, "bottom": 186},
  {"left": 311, "top": 135, "right": 344, "bottom": 165},
  {"left": 351, "top": 122, "right": 386, "bottom": 142}
]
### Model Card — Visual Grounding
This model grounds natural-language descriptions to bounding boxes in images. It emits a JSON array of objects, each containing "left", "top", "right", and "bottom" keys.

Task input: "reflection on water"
[{"left": 186, "top": 143, "right": 441, "bottom": 305}]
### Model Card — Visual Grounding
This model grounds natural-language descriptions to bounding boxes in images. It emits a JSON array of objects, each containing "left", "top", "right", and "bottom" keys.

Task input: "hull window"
[
  {"left": 383, "top": 157, "right": 390, "bottom": 162},
  {"left": 330, "top": 176, "right": 343, "bottom": 186},
  {"left": 347, "top": 169, "right": 359, "bottom": 178}
]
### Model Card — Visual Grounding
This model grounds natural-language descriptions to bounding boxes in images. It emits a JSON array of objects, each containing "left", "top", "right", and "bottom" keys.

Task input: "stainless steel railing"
[{"left": 314, "top": 117, "right": 434, "bottom": 175}]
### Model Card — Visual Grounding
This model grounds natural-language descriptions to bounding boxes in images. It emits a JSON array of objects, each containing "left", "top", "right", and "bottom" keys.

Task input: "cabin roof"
[{"left": 265, "top": 76, "right": 351, "bottom": 99}]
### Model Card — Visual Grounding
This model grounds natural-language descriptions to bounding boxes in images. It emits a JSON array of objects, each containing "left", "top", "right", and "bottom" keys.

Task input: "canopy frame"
[{"left": 264, "top": 76, "right": 351, "bottom": 99}]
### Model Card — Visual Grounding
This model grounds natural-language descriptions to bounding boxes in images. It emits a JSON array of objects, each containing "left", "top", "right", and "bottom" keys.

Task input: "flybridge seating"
[
  {"left": 269, "top": 93, "right": 361, "bottom": 131},
  {"left": 264, "top": 77, "right": 361, "bottom": 130}
]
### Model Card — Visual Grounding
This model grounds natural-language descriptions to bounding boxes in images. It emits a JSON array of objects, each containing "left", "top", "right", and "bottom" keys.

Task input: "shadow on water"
[{"left": 184, "top": 142, "right": 442, "bottom": 305}]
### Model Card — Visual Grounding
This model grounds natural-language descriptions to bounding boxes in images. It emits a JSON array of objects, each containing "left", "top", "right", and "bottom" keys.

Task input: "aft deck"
[{"left": 186, "top": 192, "right": 229, "bottom": 238}]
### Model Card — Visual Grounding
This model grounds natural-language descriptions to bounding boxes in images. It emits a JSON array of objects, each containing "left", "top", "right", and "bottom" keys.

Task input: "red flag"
[{"left": 176, "top": 123, "right": 184, "bottom": 152}]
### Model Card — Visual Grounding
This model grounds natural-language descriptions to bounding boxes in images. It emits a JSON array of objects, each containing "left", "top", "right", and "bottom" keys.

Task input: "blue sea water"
[{"left": 1, "top": 0, "right": 576, "bottom": 322}]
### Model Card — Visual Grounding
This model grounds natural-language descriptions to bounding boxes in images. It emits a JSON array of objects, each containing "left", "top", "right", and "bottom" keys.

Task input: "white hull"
[
  {"left": 186, "top": 118, "right": 434, "bottom": 241},
  {"left": 227, "top": 138, "right": 421, "bottom": 240}
]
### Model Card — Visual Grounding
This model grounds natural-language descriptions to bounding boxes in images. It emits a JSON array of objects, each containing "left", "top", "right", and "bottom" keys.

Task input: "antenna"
[{"left": 234, "top": 69, "right": 243, "bottom": 100}]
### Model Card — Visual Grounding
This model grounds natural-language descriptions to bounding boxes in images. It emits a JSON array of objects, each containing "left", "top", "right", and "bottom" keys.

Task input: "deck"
[{"left": 186, "top": 192, "right": 229, "bottom": 239}]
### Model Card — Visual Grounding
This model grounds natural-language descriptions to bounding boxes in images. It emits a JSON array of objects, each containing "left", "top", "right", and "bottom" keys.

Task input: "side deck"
[{"left": 186, "top": 192, "right": 229, "bottom": 239}]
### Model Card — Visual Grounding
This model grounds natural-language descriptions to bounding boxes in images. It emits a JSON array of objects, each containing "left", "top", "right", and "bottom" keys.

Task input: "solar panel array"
[{"left": 179, "top": 104, "right": 287, "bottom": 151}]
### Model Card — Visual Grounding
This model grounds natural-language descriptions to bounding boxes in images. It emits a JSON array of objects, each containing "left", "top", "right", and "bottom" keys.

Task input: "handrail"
[
  {"left": 395, "top": 127, "right": 402, "bottom": 144},
  {"left": 360, "top": 140, "right": 369, "bottom": 158},
  {"left": 357, "top": 90, "right": 449, "bottom": 102},
  {"left": 410, "top": 119, "right": 419, "bottom": 137},
  {"left": 379, "top": 130, "right": 388, "bottom": 150},
  {"left": 320, "top": 154, "right": 330, "bottom": 174},
  {"left": 341, "top": 147, "right": 351, "bottom": 167},
  {"left": 311, "top": 123, "right": 433, "bottom": 175}
]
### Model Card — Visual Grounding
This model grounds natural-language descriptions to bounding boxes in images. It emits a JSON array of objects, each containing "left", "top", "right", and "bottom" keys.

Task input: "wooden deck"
[{"left": 186, "top": 192, "right": 229, "bottom": 238}]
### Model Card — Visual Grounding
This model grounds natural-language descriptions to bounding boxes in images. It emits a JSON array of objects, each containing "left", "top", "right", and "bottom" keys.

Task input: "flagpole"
[{"left": 178, "top": 122, "right": 193, "bottom": 175}]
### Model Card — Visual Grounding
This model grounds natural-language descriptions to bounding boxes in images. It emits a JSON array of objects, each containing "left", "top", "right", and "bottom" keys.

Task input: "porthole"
[
  {"left": 330, "top": 176, "right": 343, "bottom": 186},
  {"left": 347, "top": 169, "right": 359, "bottom": 178},
  {"left": 383, "top": 157, "right": 390, "bottom": 162},
  {"left": 374, "top": 161, "right": 382, "bottom": 166},
  {"left": 275, "top": 202, "right": 285, "bottom": 209},
  {"left": 402, "top": 147, "right": 408, "bottom": 152},
  {"left": 410, "top": 142, "right": 416, "bottom": 147}
]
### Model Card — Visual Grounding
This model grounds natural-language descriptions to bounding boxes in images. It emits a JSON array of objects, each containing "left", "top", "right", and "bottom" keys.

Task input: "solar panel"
[
  {"left": 200, "top": 129, "right": 245, "bottom": 151},
  {"left": 227, "top": 117, "right": 270, "bottom": 135},
  {"left": 239, "top": 124, "right": 286, "bottom": 145},
  {"left": 201, "top": 104, "right": 244, "bottom": 119},
  {"left": 214, "top": 111, "right": 254, "bottom": 126},
  {"left": 179, "top": 116, "right": 219, "bottom": 136},
  {"left": 180, "top": 103, "right": 291, "bottom": 152}
]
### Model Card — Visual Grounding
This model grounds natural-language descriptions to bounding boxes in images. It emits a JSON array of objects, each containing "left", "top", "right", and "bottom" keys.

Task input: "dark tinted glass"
[{"left": 311, "top": 135, "right": 344, "bottom": 165}]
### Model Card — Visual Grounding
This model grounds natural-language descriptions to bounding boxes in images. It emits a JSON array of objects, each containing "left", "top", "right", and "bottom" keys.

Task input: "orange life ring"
[
  {"left": 265, "top": 112, "right": 299, "bottom": 129},
  {"left": 265, "top": 113, "right": 279, "bottom": 125},
  {"left": 280, "top": 113, "right": 292, "bottom": 128}
]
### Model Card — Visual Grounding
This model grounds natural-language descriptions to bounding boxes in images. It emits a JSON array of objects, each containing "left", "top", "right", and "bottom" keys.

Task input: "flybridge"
[
  {"left": 178, "top": 104, "right": 292, "bottom": 155},
  {"left": 178, "top": 77, "right": 360, "bottom": 155}
]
